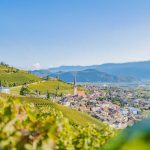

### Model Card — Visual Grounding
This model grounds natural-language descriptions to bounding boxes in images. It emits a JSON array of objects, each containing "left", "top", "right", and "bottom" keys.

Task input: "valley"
[
  {"left": 1, "top": 0, "right": 150, "bottom": 149},
  {"left": 0, "top": 62, "right": 150, "bottom": 149}
]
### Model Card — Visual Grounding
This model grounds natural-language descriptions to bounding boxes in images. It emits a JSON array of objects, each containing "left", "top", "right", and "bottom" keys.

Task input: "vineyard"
[
  {"left": 1, "top": 95, "right": 150, "bottom": 150},
  {"left": 28, "top": 80, "right": 82, "bottom": 95},
  {"left": 11, "top": 80, "right": 84, "bottom": 96},
  {"left": 0, "top": 94, "right": 115, "bottom": 150},
  {"left": 0, "top": 63, "right": 41, "bottom": 87},
  {"left": 0, "top": 93, "right": 108, "bottom": 129}
]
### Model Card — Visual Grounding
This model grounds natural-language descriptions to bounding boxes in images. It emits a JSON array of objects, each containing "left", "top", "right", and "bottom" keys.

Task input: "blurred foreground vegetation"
[
  {"left": 103, "top": 119, "right": 150, "bottom": 150},
  {"left": 0, "top": 94, "right": 115, "bottom": 150}
]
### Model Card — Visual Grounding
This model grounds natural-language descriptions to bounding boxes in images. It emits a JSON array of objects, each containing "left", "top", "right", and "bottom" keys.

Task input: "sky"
[{"left": 0, "top": 0, "right": 150, "bottom": 69}]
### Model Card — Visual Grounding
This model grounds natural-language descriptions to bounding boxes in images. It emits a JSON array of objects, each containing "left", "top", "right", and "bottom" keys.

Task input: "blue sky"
[{"left": 0, "top": 0, "right": 150, "bottom": 69}]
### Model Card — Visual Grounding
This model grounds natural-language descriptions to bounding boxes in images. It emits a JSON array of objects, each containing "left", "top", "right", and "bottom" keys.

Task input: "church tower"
[{"left": 73, "top": 72, "right": 77, "bottom": 96}]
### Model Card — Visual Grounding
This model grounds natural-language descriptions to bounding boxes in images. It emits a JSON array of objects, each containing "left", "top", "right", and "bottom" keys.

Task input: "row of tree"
[
  {"left": 0, "top": 80, "right": 17, "bottom": 87},
  {"left": 19, "top": 86, "right": 63, "bottom": 99}
]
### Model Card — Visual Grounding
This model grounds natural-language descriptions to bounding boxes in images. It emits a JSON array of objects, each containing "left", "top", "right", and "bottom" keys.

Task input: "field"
[
  {"left": 0, "top": 63, "right": 18, "bottom": 73},
  {"left": 11, "top": 80, "right": 84, "bottom": 96},
  {"left": 0, "top": 72, "right": 41, "bottom": 86},
  {"left": 0, "top": 63, "right": 41, "bottom": 87},
  {"left": 28, "top": 80, "right": 74, "bottom": 95}
]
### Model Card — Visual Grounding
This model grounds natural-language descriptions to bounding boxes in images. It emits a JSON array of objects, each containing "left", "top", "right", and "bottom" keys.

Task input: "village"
[
  {"left": 58, "top": 83, "right": 150, "bottom": 129},
  {"left": 0, "top": 78, "right": 150, "bottom": 129}
]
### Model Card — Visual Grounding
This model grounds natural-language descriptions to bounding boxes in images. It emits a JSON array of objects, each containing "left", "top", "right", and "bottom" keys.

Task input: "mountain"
[
  {"left": 97, "top": 61, "right": 150, "bottom": 80},
  {"left": 31, "top": 65, "right": 95, "bottom": 77},
  {"left": 0, "top": 62, "right": 41, "bottom": 87},
  {"left": 30, "top": 69, "right": 52, "bottom": 77},
  {"left": 50, "top": 69, "right": 135, "bottom": 83},
  {"left": 31, "top": 60, "right": 150, "bottom": 81},
  {"left": 47, "top": 65, "right": 90, "bottom": 73}
]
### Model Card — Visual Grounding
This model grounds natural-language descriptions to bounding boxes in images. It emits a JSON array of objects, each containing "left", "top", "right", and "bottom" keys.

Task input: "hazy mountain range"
[{"left": 31, "top": 60, "right": 150, "bottom": 83}]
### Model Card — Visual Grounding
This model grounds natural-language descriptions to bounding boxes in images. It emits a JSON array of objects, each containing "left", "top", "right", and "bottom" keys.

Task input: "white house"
[
  {"left": 128, "top": 107, "right": 141, "bottom": 115},
  {"left": 0, "top": 87, "right": 10, "bottom": 94}
]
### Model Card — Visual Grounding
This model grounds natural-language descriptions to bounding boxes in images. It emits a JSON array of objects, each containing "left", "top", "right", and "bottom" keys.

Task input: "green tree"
[
  {"left": 20, "top": 86, "right": 30, "bottom": 96},
  {"left": 60, "top": 92, "right": 63, "bottom": 97},
  {"left": 46, "top": 75, "right": 49, "bottom": 81},
  {"left": 0, "top": 80, "right": 2, "bottom": 87},
  {"left": 46, "top": 90, "right": 50, "bottom": 99}
]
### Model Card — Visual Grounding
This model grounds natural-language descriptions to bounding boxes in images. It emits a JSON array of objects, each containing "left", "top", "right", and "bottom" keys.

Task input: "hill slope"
[
  {"left": 0, "top": 63, "right": 41, "bottom": 87},
  {"left": 30, "top": 65, "right": 92, "bottom": 77},
  {"left": 97, "top": 61, "right": 150, "bottom": 80},
  {"left": 31, "top": 60, "right": 150, "bottom": 81},
  {"left": 20, "top": 96, "right": 105, "bottom": 128},
  {"left": 28, "top": 80, "right": 74, "bottom": 95},
  {"left": 11, "top": 79, "right": 84, "bottom": 95},
  {"left": 0, "top": 94, "right": 115, "bottom": 149},
  {"left": 50, "top": 69, "right": 136, "bottom": 83}
]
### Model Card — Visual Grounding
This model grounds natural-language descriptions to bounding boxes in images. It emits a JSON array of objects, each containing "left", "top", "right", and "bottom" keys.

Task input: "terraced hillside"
[
  {"left": 21, "top": 96, "right": 105, "bottom": 128},
  {"left": 0, "top": 93, "right": 115, "bottom": 149},
  {"left": 0, "top": 63, "right": 41, "bottom": 87},
  {"left": 11, "top": 80, "right": 84, "bottom": 96},
  {"left": 0, "top": 93, "right": 99, "bottom": 128},
  {"left": 28, "top": 80, "right": 74, "bottom": 95}
]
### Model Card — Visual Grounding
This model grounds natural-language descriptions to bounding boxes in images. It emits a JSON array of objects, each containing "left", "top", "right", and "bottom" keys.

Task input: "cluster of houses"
[{"left": 58, "top": 85, "right": 150, "bottom": 129}]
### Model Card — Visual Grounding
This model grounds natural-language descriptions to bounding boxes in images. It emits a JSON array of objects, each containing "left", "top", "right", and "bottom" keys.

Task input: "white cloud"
[
  {"left": 31, "top": 63, "right": 42, "bottom": 70},
  {"left": 19, "top": 63, "right": 50, "bottom": 71}
]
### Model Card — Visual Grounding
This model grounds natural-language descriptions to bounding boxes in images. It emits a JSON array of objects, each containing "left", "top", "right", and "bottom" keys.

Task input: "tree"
[
  {"left": 39, "top": 91, "right": 41, "bottom": 95},
  {"left": 20, "top": 86, "right": 30, "bottom": 96},
  {"left": 46, "top": 90, "right": 50, "bottom": 99},
  {"left": 97, "top": 97, "right": 104, "bottom": 101},
  {"left": 60, "top": 92, "right": 63, "bottom": 97},
  {"left": 35, "top": 90, "right": 40, "bottom": 95},
  {"left": 57, "top": 84, "right": 60, "bottom": 90},
  {"left": 55, "top": 89, "right": 58, "bottom": 97},
  {"left": 16, "top": 69, "right": 19, "bottom": 73},
  {"left": 0, "top": 80, "right": 2, "bottom": 87},
  {"left": 46, "top": 76, "right": 49, "bottom": 81}
]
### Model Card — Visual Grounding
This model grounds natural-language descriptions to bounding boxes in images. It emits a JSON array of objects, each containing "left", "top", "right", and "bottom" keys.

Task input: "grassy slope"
[
  {"left": 27, "top": 98, "right": 106, "bottom": 129},
  {"left": 28, "top": 80, "right": 74, "bottom": 95},
  {"left": 11, "top": 80, "right": 84, "bottom": 95},
  {"left": 0, "top": 93, "right": 105, "bottom": 129},
  {"left": 10, "top": 86, "right": 22, "bottom": 95},
  {"left": 0, "top": 64, "right": 41, "bottom": 87},
  {"left": 54, "top": 102, "right": 105, "bottom": 129},
  {"left": 0, "top": 94, "right": 116, "bottom": 150},
  {"left": 0, "top": 72, "right": 41, "bottom": 85}
]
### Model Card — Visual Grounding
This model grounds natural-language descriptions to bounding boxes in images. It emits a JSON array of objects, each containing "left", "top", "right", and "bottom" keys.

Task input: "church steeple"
[{"left": 73, "top": 72, "right": 77, "bottom": 96}]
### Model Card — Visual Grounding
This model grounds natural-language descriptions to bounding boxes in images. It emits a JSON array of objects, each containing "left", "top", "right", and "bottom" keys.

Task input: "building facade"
[{"left": 0, "top": 87, "right": 10, "bottom": 94}]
